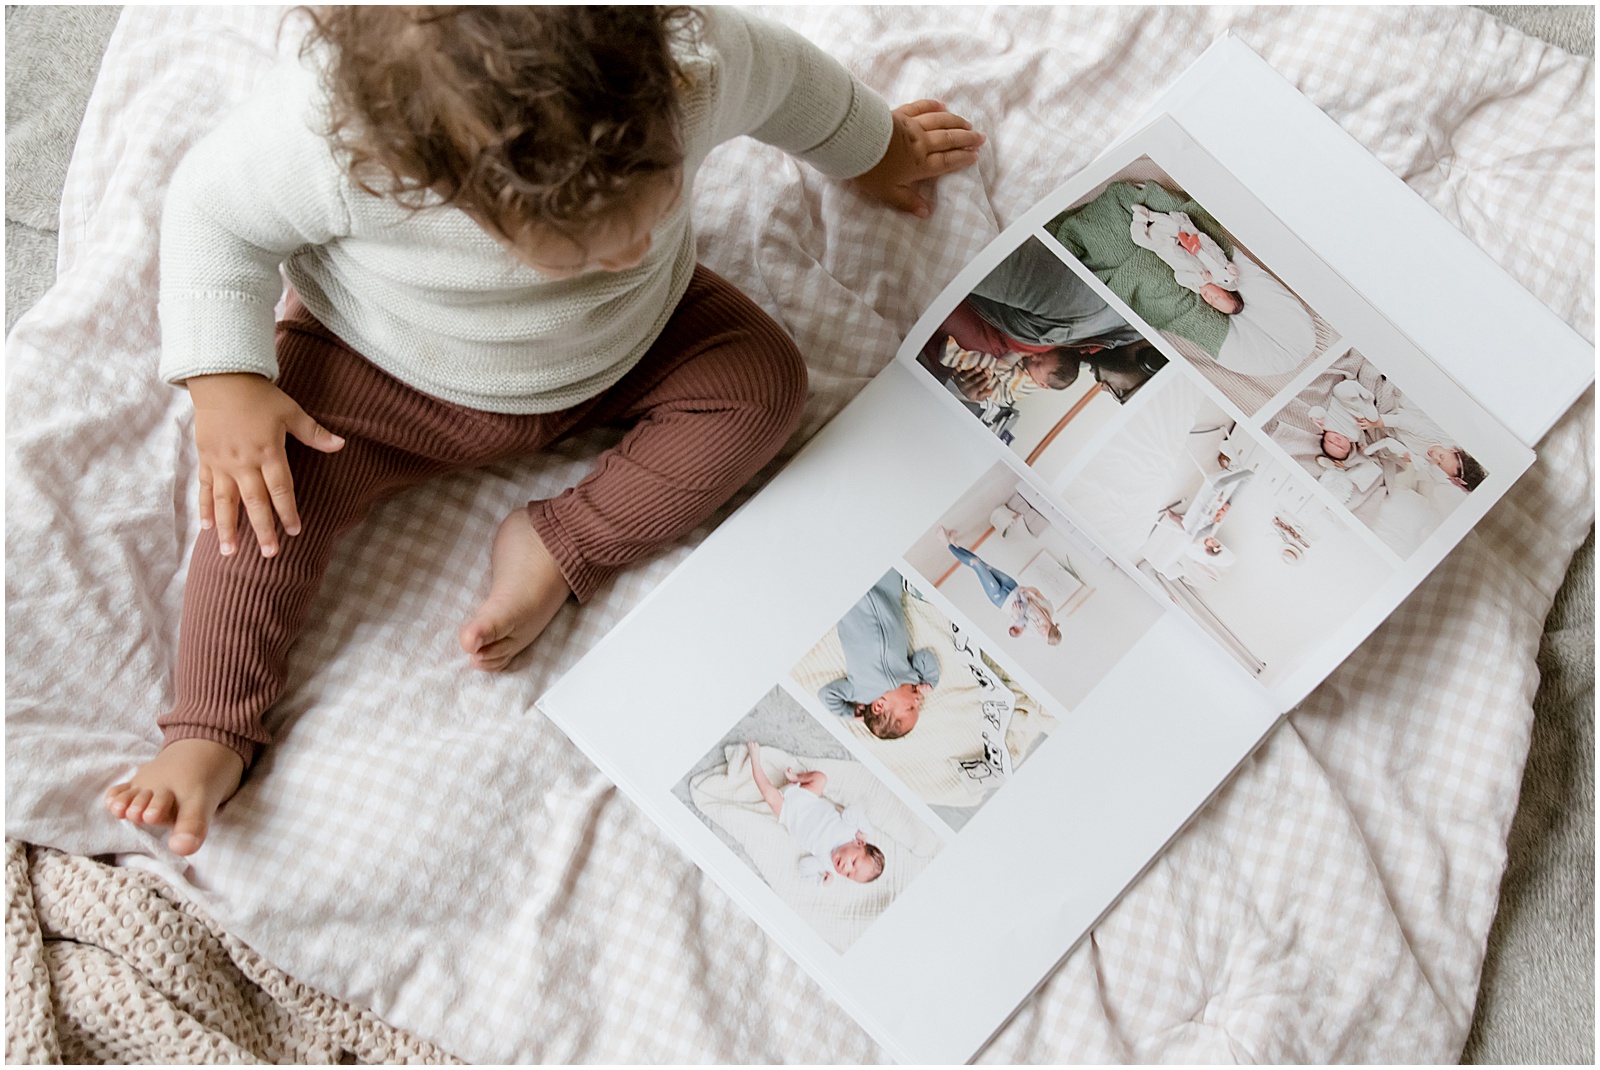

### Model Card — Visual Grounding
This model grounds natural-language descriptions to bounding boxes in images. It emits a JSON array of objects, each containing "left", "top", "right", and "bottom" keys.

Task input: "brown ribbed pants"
[{"left": 160, "top": 265, "right": 807, "bottom": 766}]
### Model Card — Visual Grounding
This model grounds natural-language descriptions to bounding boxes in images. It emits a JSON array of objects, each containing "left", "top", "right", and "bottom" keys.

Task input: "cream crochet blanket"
[{"left": 3, "top": 840, "right": 459, "bottom": 1064}]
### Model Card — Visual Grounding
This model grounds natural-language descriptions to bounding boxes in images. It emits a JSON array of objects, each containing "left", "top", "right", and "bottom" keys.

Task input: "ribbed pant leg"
[
  {"left": 527, "top": 266, "right": 808, "bottom": 602},
  {"left": 158, "top": 306, "right": 542, "bottom": 767}
]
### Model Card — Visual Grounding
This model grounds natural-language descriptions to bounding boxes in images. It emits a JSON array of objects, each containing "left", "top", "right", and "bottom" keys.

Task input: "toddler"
[
  {"left": 1129, "top": 204, "right": 1243, "bottom": 315},
  {"left": 105, "top": 6, "right": 983, "bottom": 855},
  {"left": 746, "top": 742, "right": 885, "bottom": 885}
]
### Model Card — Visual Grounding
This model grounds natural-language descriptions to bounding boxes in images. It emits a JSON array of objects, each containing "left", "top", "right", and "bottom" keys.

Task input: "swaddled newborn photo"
[
  {"left": 1045, "top": 154, "right": 1340, "bottom": 416},
  {"left": 673, "top": 686, "right": 944, "bottom": 954}
]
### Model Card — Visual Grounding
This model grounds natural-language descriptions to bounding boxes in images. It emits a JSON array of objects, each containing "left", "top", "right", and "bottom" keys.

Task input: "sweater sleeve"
[
  {"left": 158, "top": 59, "right": 352, "bottom": 387},
  {"left": 700, "top": 7, "right": 893, "bottom": 180}
]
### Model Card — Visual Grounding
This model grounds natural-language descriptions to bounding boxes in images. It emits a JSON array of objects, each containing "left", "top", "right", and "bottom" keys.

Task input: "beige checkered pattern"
[{"left": 5, "top": 5, "right": 1591, "bottom": 1063}]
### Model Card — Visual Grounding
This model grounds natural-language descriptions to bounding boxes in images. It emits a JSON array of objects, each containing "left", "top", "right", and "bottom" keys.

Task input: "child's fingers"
[
  {"left": 918, "top": 126, "right": 985, "bottom": 154},
  {"left": 287, "top": 408, "right": 345, "bottom": 455},
  {"left": 212, "top": 475, "right": 240, "bottom": 556},
  {"left": 921, "top": 147, "right": 983, "bottom": 178},
  {"left": 910, "top": 110, "right": 975, "bottom": 132},
  {"left": 879, "top": 183, "right": 930, "bottom": 217},
  {"left": 896, "top": 99, "right": 945, "bottom": 118},
  {"left": 197, "top": 465, "right": 216, "bottom": 531},
  {"left": 262, "top": 458, "right": 302, "bottom": 538},
  {"left": 234, "top": 470, "right": 281, "bottom": 557}
]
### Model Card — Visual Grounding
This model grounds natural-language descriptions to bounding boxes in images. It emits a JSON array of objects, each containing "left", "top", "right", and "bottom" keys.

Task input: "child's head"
[
  {"left": 831, "top": 832, "right": 886, "bottom": 883},
  {"left": 1319, "top": 429, "right": 1354, "bottom": 461},
  {"left": 854, "top": 682, "right": 923, "bottom": 740},
  {"left": 1427, "top": 445, "right": 1487, "bottom": 491},
  {"left": 1199, "top": 283, "right": 1244, "bottom": 315},
  {"left": 304, "top": 6, "right": 696, "bottom": 275},
  {"left": 1020, "top": 348, "right": 1082, "bottom": 391},
  {"left": 1202, "top": 536, "right": 1225, "bottom": 556}
]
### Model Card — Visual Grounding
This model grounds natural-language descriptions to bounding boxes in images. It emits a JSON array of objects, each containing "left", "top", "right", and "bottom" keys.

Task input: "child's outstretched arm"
[
  {"left": 849, "top": 100, "right": 984, "bottom": 218},
  {"left": 746, "top": 741, "right": 786, "bottom": 819}
]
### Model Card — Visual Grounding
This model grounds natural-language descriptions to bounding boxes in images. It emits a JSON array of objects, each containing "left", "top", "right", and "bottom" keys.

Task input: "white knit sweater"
[{"left": 157, "top": 7, "right": 893, "bottom": 413}]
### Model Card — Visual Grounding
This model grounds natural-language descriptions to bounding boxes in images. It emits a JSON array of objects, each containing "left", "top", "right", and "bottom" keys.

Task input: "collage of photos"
[
  {"left": 1260, "top": 348, "right": 1489, "bottom": 558},
  {"left": 1043, "top": 156, "right": 1339, "bottom": 416},
  {"left": 788, "top": 570, "right": 1058, "bottom": 831},
  {"left": 900, "top": 465, "right": 1163, "bottom": 711},
  {"left": 674, "top": 686, "right": 945, "bottom": 954},
  {"left": 915, "top": 235, "right": 1172, "bottom": 484},
  {"left": 1060, "top": 373, "right": 1395, "bottom": 685},
  {"left": 679, "top": 126, "right": 1503, "bottom": 955}
]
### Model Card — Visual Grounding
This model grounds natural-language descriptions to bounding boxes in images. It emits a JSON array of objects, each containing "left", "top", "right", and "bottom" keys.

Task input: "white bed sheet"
[{"left": 5, "top": 5, "right": 1593, "bottom": 1062}]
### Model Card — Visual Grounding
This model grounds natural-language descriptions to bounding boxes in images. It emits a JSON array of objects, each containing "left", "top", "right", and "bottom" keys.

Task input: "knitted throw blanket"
[
  {"left": 1047, "top": 180, "right": 1233, "bottom": 356},
  {"left": 3, "top": 840, "right": 460, "bottom": 1064}
]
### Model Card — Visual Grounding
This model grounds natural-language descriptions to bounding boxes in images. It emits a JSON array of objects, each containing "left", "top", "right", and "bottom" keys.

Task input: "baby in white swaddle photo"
[
  {"left": 1129, "top": 204, "right": 1243, "bottom": 315},
  {"left": 747, "top": 742, "right": 885, "bottom": 885},
  {"left": 1309, "top": 379, "right": 1386, "bottom": 504}
]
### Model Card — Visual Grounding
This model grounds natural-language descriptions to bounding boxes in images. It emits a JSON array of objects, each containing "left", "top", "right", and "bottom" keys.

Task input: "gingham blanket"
[{"left": 5, "top": 6, "right": 1593, "bottom": 1062}]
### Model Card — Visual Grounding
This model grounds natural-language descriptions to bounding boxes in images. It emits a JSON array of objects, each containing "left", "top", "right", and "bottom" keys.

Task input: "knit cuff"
[
  {"left": 158, "top": 290, "right": 281, "bottom": 386},
  {"left": 159, "top": 723, "right": 261, "bottom": 770},
  {"left": 525, "top": 499, "right": 609, "bottom": 605},
  {"left": 793, "top": 75, "right": 894, "bottom": 180}
]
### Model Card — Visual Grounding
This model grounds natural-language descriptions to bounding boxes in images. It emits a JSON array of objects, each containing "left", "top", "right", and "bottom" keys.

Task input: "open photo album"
[{"left": 539, "top": 37, "right": 1589, "bottom": 1064}]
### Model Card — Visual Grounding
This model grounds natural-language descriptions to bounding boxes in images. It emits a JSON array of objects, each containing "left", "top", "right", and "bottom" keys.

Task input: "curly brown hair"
[{"left": 299, "top": 6, "right": 699, "bottom": 242}]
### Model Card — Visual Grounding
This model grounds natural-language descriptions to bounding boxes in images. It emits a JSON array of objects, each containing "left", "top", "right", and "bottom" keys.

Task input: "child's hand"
[
  {"left": 849, "top": 100, "right": 984, "bottom": 218},
  {"left": 188, "top": 372, "right": 345, "bottom": 558},
  {"left": 955, "top": 367, "right": 997, "bottom": 402},
  {"left": 792, "top": 768, "right": 828, "bottom": 795}
]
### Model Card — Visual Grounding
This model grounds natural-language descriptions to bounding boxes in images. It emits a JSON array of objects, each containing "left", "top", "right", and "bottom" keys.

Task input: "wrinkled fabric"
[{"left": 5, "top": 6, "right": 1593, "bottom": 1063}]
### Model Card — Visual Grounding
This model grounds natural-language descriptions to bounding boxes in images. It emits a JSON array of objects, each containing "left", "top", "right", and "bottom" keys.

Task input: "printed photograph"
[
  {"left": 788, "top": 569, "right": 1058, "bottom": 830},
  {"left": 1261, "top": 349, "right": 1488, "bottom": 558},
  {"left": 914, "top": 235, "right": 1172, "bottom": 483},
  {"left": 1045, "top": 156, "right": 1339, "bottom": 415},
  {"left": 674, "top": 686, "right": 944, "bottom": 954},
  {"left": 1061, "top": 373, "right": 1395, "bottom": 687},
  {"left": 901, "top": 465, "right": 1164, "bottom": 710}
]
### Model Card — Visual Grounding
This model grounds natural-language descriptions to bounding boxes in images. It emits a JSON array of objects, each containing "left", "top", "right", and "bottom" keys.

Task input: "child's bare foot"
[
  {"left": 104, "top": 738, "right": 245, "bottom": 856},
  {"left": 459, "top": 508, "right": 572, "bottom": 672}
]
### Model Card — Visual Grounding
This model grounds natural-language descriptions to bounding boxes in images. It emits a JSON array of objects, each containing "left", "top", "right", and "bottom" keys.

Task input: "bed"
[{"left": 6, "top": 5, "right": 1594, "bottom": 1063}]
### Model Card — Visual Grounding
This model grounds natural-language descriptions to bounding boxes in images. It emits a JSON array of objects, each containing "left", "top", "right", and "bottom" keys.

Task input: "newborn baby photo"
[
  {"left": 1060, "top": 371, "right": 1394, "bottom": 687},
  {"left": 1260, "top": 348, "right": 1487, "bottom": 558},
  {"left": 1045, "top": 154, "right": 1339, "bottom": 416},
  {"left": 787, "top": 569, "right": 1059, "bottom": 830},
  {"left": 673, "top": 686, "right": 944, "bottom": 954}
]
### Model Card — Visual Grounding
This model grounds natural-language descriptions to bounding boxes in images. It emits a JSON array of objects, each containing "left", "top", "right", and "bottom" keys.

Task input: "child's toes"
[
  {"left": 120, "top": 787, "right": 155, "bottom": 824},
  {"left": 167, "top": 799, "right": 212, "bottom": 856},
  {"left": 140, "top": 789, "right": 179, "bottom": 827},
  {"left": 470, "top": 636, "right": 520, "bottom": 672},
  {"left": 105, "top": 782, "right": 136, "bottom": 818}
]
